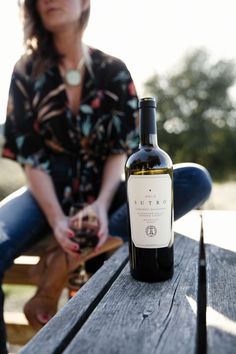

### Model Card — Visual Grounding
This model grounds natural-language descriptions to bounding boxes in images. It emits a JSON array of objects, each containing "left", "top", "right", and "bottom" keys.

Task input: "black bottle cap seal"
[{"left": 139, "top": 97, "right": 157, "bottom": 109}]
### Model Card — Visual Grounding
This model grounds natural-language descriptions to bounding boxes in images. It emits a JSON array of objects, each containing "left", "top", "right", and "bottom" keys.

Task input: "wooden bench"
[
  {"left": 3, "top": 236, "right": 55, "bottom": 345},
  {"left": 3, "top": 235, "right": 123, "bottom": 346},
  {"left": 16, "top": 211, "right": 236, "bottom": 353}
]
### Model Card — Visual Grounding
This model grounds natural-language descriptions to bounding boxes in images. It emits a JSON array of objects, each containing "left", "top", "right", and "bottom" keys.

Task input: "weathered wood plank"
[
  {"left": 19, "top": 244, "right": 129, "bottom": 354},
  {"left": 4, "top": 263, "right": 40, "bottom": 285},
  {"left": 4, "top": 236, "right": 55, "bottom": 285},
  {"left": 63, "top": 212, "right": 202, "bottom": 354},
  {"left": 20, "top": 235, "right": 56, "bottom": 256},
  {"left": 202, "top": 210, "right": 236, "bottom": 354}
]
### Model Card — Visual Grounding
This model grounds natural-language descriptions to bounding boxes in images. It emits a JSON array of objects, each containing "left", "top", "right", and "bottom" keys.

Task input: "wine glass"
[
  {"left": 69, "top": 203, "right": 99, "bottom": 256},
  {"left": 67, "top": 203, "right": 99, "bottom": 297}
]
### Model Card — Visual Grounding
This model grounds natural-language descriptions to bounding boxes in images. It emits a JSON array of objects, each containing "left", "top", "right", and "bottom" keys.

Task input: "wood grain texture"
[
  {"left": 64, "top": 212, "right": 202, "bottom": 354},
  {"left": 4, "top": 264, "right": 39, "bottom": 285},
  {"left": 203, "top": 211, "right": 236, "bottom": 354},
  {"left": 19, "top": 244, "right": 128, "bottom": 354},
  {"left": 4, "top": 235, "right": 55, "bottom": 285}
]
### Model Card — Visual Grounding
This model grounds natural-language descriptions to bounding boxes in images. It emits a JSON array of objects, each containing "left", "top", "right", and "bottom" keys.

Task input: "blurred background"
[
  {"left": 0, "top": 1, "right": 235, "bottom": 352},
  {"left": 0, "top": 0, "right": 236, "bottom": 205}
]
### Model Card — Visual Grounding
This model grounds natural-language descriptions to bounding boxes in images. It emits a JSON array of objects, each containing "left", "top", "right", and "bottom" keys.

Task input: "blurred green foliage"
[
  {"left": 0, "top": 157, "right": 26, "bottom": 201},
  {"left": 144, "top": 49, "right": 236, "bottom": 181}
]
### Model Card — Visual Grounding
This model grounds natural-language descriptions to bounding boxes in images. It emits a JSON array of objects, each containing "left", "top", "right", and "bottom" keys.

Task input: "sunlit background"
[
  {"left": 1, "top": 4, "right": 236, "bottom": 352},
  {"left": 0, "top": 0, "right": 236, "bottom": 207},
  {"left": 0, "top": 0, "right": 236, "bottom": 123}
]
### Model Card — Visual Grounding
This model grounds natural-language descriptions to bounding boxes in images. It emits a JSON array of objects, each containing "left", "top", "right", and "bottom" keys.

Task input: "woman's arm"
[
  {"left": 97, "top": 153, "right": 127, "bottom": 211},
  {"left": 71, "top": 153, "right": 126, "bottom": 247},
  {"left": 24, "top": 165, "right": 79, "bottom": 258}
]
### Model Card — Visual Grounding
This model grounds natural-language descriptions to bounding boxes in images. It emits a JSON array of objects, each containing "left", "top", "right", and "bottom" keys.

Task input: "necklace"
[{"left": 64, "top": 57, "right": 85, "bottom": 87}]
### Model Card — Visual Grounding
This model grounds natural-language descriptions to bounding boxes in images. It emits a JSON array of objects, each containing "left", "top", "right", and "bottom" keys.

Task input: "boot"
[{"left": 23, "top": 236, "right": 123, "bottom": 330}]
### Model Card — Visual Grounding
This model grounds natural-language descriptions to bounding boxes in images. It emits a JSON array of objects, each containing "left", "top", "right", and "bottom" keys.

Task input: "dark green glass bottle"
[{"left": 125, "top": 97, "right": 174, "bottom": 282}]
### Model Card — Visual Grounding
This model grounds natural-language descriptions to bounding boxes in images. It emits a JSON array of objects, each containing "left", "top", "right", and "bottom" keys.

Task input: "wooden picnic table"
[{"left": 19, "top": 210, "right": 236, "bottom": 354}]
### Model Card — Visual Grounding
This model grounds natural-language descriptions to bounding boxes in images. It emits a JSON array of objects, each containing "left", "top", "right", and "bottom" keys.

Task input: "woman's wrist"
[
  {"left": 48, "top": 210, "right": 66, "bottom": 230},
  {"left": 96, "top": 195, "right": 111, "bottom": 211}
]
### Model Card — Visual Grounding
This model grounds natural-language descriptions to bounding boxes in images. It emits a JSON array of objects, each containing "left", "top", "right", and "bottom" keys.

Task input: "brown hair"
[{"left": 18, "top": 0, "right": 90, "bottom": 71}]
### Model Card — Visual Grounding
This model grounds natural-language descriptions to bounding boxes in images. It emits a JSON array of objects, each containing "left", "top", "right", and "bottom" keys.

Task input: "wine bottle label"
[{"left": 127, "top": 174, "right": 173, "bottom": 248}]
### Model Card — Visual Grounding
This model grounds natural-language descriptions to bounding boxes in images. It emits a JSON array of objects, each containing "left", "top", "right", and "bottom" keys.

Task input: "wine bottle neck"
[
  {"left": 140, "top": 133, "right": 158, "bottom": 147},
  {"left": 139, "top": 106, "right": 158, "bottom": 147}
]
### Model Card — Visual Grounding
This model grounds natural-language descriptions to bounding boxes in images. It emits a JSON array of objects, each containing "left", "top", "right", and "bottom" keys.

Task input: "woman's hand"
[
  {"left": 70, "top": 200, "right": 109, "bottom": 250},
  {"left": 24, "top": 166, "right": 81, "bottom": 258},
  {"left": 53, "top": 216, "right": 80, "bottom": 258}
]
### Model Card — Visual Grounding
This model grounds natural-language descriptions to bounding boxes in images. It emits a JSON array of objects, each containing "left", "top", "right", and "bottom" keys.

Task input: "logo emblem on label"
[{"left": 145, "top": 225, "right": 157, "bottom": 237}]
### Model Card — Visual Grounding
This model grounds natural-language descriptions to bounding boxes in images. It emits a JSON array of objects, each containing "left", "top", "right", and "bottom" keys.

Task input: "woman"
[{"left": 0, "top": 0, "right": 212, "bottom": 351}]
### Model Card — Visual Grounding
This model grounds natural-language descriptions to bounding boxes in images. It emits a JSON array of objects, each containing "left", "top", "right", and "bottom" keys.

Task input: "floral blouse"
[{"left": 2, "top": 47, "right": 139, "bottom": 206}]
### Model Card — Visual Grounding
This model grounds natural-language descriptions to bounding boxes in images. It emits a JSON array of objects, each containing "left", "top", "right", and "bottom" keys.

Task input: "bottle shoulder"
[{"left": 126, "top": 146, "right": 172, "bottom": 169}]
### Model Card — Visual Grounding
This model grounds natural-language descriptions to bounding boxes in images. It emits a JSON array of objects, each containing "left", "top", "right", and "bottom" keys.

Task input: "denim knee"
[
  {"left": 0, "top": 224, "right": 21, "bottom": 279},
  {"left": 173, "top": 162, "right": 212, "bottom": 220},
  {"left": 109, "top": 204, "right": 129, "bottom": 241},
  {"left": 186, "top": 163, "right": 212, "bottom": 206},
  {"left": 0, "top": 187, "right": 48, "bottom": 277}
]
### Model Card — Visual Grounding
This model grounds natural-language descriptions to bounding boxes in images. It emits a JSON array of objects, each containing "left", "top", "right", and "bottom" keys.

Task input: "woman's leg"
[
  {"left": 0, "top": 187, "right": 49, "bottom": 353},
  {"left": 173, "top": 162, "right": 212, "bottom": 219},
  {"left": 109, "top": 163, "right": 212, "bottom": 241}
]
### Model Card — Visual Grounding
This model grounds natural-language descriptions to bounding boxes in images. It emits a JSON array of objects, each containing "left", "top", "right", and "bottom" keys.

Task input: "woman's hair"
[{"left": 19, "top": 0, "right": 90, "bottom": 68}]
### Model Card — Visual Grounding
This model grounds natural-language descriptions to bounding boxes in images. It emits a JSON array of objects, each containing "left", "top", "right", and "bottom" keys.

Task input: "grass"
[
  {"left": 3, "top": 284, "right": 35, "bottom": 297},
  {"left": 3, "top": 285, "right": 36, "bottom": 313},
  {"left": 0, "top": 158, "right": 26, "bottom": 201},
  {"left": 203, "top": 181, "right": 236, "bottom": 210}
]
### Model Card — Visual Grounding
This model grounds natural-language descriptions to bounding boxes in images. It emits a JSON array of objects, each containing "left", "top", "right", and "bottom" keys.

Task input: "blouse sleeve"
[
  {"left": 105, "top": 59, "right": 139, "bottom": 156},
  {"left": 2, "top": 68, "right": 50, "bottom": 173}
]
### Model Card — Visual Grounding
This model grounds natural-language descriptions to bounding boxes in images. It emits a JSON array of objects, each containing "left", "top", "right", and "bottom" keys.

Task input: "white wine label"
[{"left": 127, "top": 174, "right": 173, "bottom": 248}]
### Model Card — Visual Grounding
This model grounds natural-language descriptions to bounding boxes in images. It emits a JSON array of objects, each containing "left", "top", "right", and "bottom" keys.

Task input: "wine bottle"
[{"left": 125, "top": 97, "right": 174, "bottom": 282}]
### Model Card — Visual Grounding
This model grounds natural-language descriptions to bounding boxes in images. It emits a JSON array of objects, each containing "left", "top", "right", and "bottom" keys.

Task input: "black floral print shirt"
[{"left": 2, "top": 47, "right": 139, "bottom": 205}]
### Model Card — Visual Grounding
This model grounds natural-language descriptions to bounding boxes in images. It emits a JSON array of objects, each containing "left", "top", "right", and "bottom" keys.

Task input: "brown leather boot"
[{"left": 23, "top": 236, "right": 123, "bottom": 330}]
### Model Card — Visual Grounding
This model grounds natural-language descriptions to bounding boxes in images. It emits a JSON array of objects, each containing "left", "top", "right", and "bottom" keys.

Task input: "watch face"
[{"left": 65, "top": 69, "right": 81, "bottom": 86}]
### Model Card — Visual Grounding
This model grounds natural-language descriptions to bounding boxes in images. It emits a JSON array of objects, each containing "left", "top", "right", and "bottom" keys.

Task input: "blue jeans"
[{"left": 0, "top": 163, "right": 212, "bottom": 353}]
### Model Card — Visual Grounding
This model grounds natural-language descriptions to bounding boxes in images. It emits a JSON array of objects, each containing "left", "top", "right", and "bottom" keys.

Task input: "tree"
[{"left": 144, "top": 48, "right": 236, "bottom": 180}]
